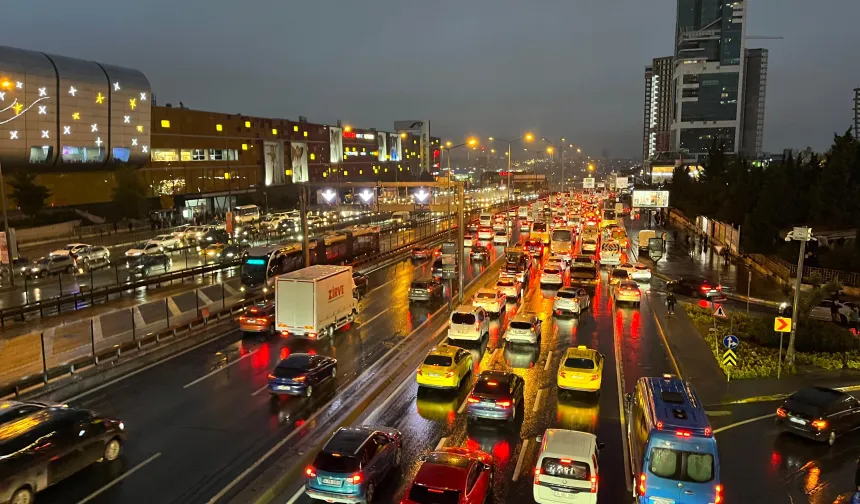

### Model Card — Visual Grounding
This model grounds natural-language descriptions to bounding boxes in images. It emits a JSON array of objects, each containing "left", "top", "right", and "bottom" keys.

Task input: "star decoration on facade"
[
  {"left": 131, "top": 138, "right": 137, "bottom": 146},
  {"left": 142, "top": 145, "right": 148, "bottom": 153},
  {"left": 140, "top": 92, "right": 147, "bottom": 101},
  {"left": 63, "top": 126, "right": 71, "bottom": 135},
  {"left": 69, "top": 86, "right": 77, "bottom": 96},
  {"left": 95, "top": 137, "right": 103, "bottom": 147},
  {"left": 113, "top": 82, "right": 120, "bottom": 91},
  {"left": 41, "top": 130, "right": 49, "bottom": 139},
  {"left": 91, "top": 124, "right": 98, "bottom": 133},
  {"left": 9, "top": 131, "right": 17, "bottom": 139},
  {"left": 95, "top": 92, "right": 105, "bottom": 104},
  {"left": 38, "top": 87, "right": 47, "bottom": 97},
  {"left": 123, "top": 115, "right": 130, "bottom": 124},
  {"left": 15, "top": 81, "right": 22, "bottom": 89},
  {"left": 136, "top": 125, "right": 144, "bottom": 133},
  {"left": 129, "top": 98, "right": 136, "bottom": 110},
  {"left": 11, "top": 102, "right": 23, "bottom": 115},
  {"left": 38, "top": 105, "right": 46, "bottom": 115},
  {"left": 72, "top": 112, "right": 80, "bottom": 120}
]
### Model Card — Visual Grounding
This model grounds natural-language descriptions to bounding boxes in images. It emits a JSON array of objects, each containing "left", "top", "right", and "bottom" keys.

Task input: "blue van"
[{"left": 626, "top": 375, "right": 722, "bottom": 504}]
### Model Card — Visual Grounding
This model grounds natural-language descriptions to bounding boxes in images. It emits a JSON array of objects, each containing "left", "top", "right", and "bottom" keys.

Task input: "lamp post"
[
  {"left": 488, "top": 133, "right": 533, "bottom": 202},
  {"left": 0, "top": 161, "right": 12, "bottom": 287}
]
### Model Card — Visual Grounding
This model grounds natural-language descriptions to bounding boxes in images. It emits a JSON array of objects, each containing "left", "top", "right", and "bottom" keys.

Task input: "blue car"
[
  {"left": 465, "top": 370, "right": 524, "bottom": 424},
  {"left": 305, "top": 426, "right": 403, "bottom": 503},
  {"left": 267, "top": 353, "right": 337, "bottom": 398}
]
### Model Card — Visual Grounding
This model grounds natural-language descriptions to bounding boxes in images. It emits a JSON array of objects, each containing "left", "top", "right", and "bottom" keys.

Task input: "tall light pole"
[
  {"left": 443, "top": 138, "right": 477, "bottom": 238},
  {"left": 488, "top": 133, "right": 533, "bottom": 202},
  {"left": 0, "top": 161, "right": 13, "bottom": 286}
]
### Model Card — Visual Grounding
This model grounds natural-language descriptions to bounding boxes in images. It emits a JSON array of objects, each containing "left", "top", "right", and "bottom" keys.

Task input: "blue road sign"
[{"left": 722, "top": 334, "right": 739, "bottom": 350}]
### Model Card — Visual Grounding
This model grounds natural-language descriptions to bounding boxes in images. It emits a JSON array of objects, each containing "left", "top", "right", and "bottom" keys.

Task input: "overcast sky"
[{"left": 2, "top": 0, "right": 858, "bottom": 158}]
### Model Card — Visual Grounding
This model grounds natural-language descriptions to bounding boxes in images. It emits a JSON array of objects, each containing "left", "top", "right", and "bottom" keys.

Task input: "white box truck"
[{"left": 275, "top": 265, "right": 359, "bottom": 339}]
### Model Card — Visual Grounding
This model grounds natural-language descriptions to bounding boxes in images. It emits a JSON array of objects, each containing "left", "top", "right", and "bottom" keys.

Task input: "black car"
[
  {"left": 0, "top": 406, "right": 126, "bottom": 504},
  {"left": 127, "top": 253, "right": 172, "bottom": 278},
  {"left": 352, "top": 271, "right": 369, "bottom": 297},
  {"left": 408, "top": 278, "right": 444, "bottom": 302},
  {"left": 267, "top": 353, "right": 337, "bottom": 398},
  {"left": 470, "top": 244, "right": 489, "bottom": 261},
  {"left": 201, "top": 229, "right": 231, "bottom": 244},
  {"left": 667, "top": 276, "right": 722, "bottom": 299},
  {"left": 432, "top": 258, "right": 444, "bottom": 277},
  {"left": 465, "top": 370, "right": 525, "bottom": 425},
  {"left": 776, "top": 386, "right": 860, "bottom": 445},
  {"left": 221, "top": 244, "right": 247, "bottom": 262}
]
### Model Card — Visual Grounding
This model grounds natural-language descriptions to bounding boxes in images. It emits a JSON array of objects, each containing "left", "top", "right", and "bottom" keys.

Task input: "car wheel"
[
  {"left": 828, "top": 430, "right": 837, "bottom": 446},
  {"left": 9, "top": 487, "right": 33, "bottom": 504},
  {"left": 365, "top": 482, "right": 376, "bottom": 503},
  {"left": 102, "top": 438, "right": 121, "bottom": 462},
  {"left": 304, "top": 385, "right": 313, "bottom": 398}
]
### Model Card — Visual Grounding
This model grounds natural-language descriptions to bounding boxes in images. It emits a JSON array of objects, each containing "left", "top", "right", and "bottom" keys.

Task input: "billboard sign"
[
  {"left": 263, "top": 141, "right": 285, "bottom": 186},
  {"left": 616, "top": 176, "right": 628, "bottom": 189},
  {"left": 329, "top": 126, "right": 343, "bottom": 164},
  {"left": 632, "top": 190, "right": 670, "bottom": 208},
  {"left": 377, "top": 132, "right": 387, "bottom": 162},
  {"left": 583, "top": 178, "right": 595, "bottom": 189},
  {"left": 388, "top": 133, "right": 401, "bottom": 161},
  {"left": 290, "top": 142, "right": 309, "bottom": 183}
]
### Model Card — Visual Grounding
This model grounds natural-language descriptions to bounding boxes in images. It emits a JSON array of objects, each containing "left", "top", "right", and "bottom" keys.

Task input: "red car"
[{"left": 401, "top": 447, "right": 493, "bottom": 504}]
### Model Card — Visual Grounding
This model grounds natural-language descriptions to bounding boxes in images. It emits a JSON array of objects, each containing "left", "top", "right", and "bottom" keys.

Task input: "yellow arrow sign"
[
  {"left": 722, "top": 349, "right": 738, "bottom": 367},
  {"left": 774, "top": 317, "right": 792, "bottom": 333}
]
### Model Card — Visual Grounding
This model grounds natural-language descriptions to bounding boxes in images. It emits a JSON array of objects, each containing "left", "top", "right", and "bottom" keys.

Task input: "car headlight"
[{"left": 31, "top": 267, "right": 38, "bottom": 272}]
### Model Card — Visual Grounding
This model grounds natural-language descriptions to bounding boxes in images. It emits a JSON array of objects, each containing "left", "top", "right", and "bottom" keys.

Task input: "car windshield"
[
  {"left": 423, "top": 355, "right": 453, "bottom": 367},
  {"left": 477, "top": 292, "right": 497, "bottom": 299},
  {"left": 564, "top": 357, "right": 595, "bottom": 369},
  {"left": 36, "top": 258, "right": 50, "bottom": 265},
  {"left": 544, "top": 269, "right": 559, "bottom": 274},
  {"left": 557, "top": 291, "right": 577, "bottom": 299},
  {"left": 313, "top": 452, "right": 360, "bottom": 474},
  {"left": 451, "top": 313, "right": 476, "bottom": 325},
  {"left": 510, "top": 321, "right": 532, "bottom": 330},
  {"left": 571, "top": 267, "right": 595, "bottom": 277},
  {"left": 583, "top": 238, "right": 596, "bottom": 244},
  {"left": 473, "top": 379, "right": 509, "bottom": 395},
  {"left": 411, "top": 281, "right": 429, "bottom": 289},
  {"left": 497, "top": 280, "right": 514, "bottom": 287},
  {"left": 407, "top": 486, "right": 461, "bottom": 504},
  {"left": 532, "top": 223, "right": 547, "bottom": 232},
  {"left": 552, "top": 230, "right": 572, "bottom": 242},
  {"left": 612, "top": 270, "right": 629, "bottom": 279}
]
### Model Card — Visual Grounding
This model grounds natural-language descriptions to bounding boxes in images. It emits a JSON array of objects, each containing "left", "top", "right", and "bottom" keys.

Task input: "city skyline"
[{"left": 1, "top": 0, "right": 858, "bottom": 157}]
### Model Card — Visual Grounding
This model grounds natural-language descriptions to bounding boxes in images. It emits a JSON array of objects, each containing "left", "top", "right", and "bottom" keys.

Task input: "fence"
[{"left": 751, "top": 253, "right": 860, "bottom": 287}]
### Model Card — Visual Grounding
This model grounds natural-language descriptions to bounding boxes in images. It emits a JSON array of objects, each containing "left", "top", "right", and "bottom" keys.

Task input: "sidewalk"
[{"left": 650, "top": 291, "right": 860, "bottom": 406}]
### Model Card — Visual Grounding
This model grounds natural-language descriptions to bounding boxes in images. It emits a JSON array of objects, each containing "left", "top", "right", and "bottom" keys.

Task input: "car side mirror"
[
  {"left": 597, "top": 441, "right": 605, "bottom": 450},
  {"left": 483, "top": 463, "right": 492, "bottom": 471}
]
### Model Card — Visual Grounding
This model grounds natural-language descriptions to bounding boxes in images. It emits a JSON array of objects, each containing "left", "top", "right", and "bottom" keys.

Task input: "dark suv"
[
  {"left": 305, "top": 426, "right": 403, "bottom": 503},
  {"left": 409, "top": 278, "right": 444, "bottom": 302},
  {"left": 776, "top": 386, "right": 860, "bottom": 446}
]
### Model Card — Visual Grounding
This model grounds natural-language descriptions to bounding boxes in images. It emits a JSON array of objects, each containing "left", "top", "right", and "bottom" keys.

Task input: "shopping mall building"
[{"left": 0, "top": 45, "right": 440, "bottom": 217}]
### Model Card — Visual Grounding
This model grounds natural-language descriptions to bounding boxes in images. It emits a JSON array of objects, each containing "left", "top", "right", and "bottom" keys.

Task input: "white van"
[
  {"left": 533, "top": 429, "right": 601, "bottom": 503},
  {"left": 638, "top": 229, "right": 657, "bottom": 251},
  {"left": 447, "top": 305, "right": 490, "bottom": 342},
  {"left": 479, "top": 213, "right": 493, "bottom": 226}
]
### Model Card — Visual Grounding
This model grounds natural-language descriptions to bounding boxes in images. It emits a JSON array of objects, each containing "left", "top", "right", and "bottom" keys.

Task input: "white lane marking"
[
  {"left": 512, "top": 439, "right": 530, "bottom": 481},
  {"left": 544, "top": 351, "right": 553, "bottom": 371},
  {"left": 183, "top": 349, "right": 257, "bottom": 389},
  {"left": 457, "top": 393, "right": 470, "bottom": 414},
  {"left": 613, "top": 303, "right": 633, "bottom": 492},
  {"left": 532, "top": 388, "right": 544, "bottom": 413},
  {"left": 251, "top": 383, "right": 269, "bottom": 396},
  {"left": 435, "top": 437, "right": 448, "bottom": 451},
  {"left": 713, "top": 413, "right": 775, "bottom": 434},
  {"left": 76, "top": 452, "right": 162, "bottom": 504},
  {"left": 360, "top": 308, "right": 390, "bottom": 327},
  {"left": 285, "top": 486, "right": 304, "bottom": 504}
]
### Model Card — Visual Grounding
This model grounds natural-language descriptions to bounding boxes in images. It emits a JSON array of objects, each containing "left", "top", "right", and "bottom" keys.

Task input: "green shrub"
[{"left": 795, "top": 321, "right": 857, "bottom": 353}]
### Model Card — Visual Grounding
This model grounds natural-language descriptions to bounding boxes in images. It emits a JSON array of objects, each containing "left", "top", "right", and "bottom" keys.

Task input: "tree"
[
  {"left": 785, "top": 280, "right": 842, "bottom": 365},
  {"left": 112, "top": 167, "right": 149, "bottom": 220},
  {"left": 8, "top": 170, "right": 51, "bottom": 219}
]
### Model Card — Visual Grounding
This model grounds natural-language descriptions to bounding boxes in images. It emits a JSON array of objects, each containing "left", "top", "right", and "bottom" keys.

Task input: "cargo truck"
[{"left": 275, "top": 265, "right": 359, "bottom": 339}]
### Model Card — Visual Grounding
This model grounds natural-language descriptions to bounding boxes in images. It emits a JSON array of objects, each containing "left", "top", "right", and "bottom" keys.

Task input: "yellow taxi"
[
  {"left": 416, "top": 344, "right": 473, "bottom": 389},
  {"left": 557, "top": 345, "right": 605, "bottom": 393}
]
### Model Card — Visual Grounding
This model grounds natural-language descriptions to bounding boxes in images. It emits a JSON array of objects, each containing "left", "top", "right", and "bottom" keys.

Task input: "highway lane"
[{"left": 34, "top": 222, "right": 516, "bottom": 504}]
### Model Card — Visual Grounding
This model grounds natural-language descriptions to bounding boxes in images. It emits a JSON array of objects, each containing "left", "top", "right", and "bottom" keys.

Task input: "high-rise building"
[
  {"left": 643, "top": 56, "right": 674, "bottom": 161},
  {"left": 854, "top": 88, "right": 860, "bottom": 140},
  {"left": 739, "top": 48, "right": 768, "bottom": 157},
  {"left": 670, "top": 0, "right": 749, "bottom": 157}
]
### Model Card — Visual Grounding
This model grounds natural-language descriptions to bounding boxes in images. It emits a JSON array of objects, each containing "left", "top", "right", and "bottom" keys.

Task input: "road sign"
[
  {"left": 722, "top": 334, "right": 739, "bottom": 350},
  {"left": 722, "top": 349, "right": 737, "bottom": 367},
  {"left": 583, "top": 178, "right": 595, "bottom": 189},
  {"left": 712, "top": 304, "right": 728, "bottom": 319},
  {"left": 774, "top": 316, "right": 792, "bottom": 333},
  {"left": 790, "top": 226, "right": 812, "bottom": 241}
]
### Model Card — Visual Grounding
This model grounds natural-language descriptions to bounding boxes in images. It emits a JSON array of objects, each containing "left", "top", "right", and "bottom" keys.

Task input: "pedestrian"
[
  {"left": 113, "top": 221, "right": 118, "bottom": 235},
  {"left": 127, "top": 221, "right": 133, "bottom": 233},
  {"left": 831, "top": 301, "right": 840, "bottom": 323},
  {"left": 666, "top": 291, "right": 677, "bottom": 314},
  {"left": 661, "top": 231, "right": 667, "bottom": 248},
  {"left": 722, "top": 247, "right": 730, "bottom": 265}
]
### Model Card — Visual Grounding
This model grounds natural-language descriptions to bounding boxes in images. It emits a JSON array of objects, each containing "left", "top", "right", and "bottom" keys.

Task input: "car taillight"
[
  {"left": 467, "top": 396, "right": 480, "bottom": 403},
  {"left": 533, "top": 467, "right": 541, "bottom": 485},
  {"left": 590, "top": 475, "right": 597, "bottom": 493},
  {"left": 293, "top": 376, "right": 306, "bottom": 382},
  {"left": 280, "top": 330, "right": 289, "bottom": 337},
  {"left": 239, "top": 316, "right": 247, "bottom": 323},
  {"left": 776, "top": 406, "right": 787, "bottom": 418},
  {"left": 308, "top": 332, "right": 317, "bottom": 340},
  {"left": 559, "top": 371, "right": 567, "bottom": 378},
  {"left": 638, "top": 473, "right": 646, "bottom": 496},
  {"left": 715, "top": 484, "right": 723, "bottom": 503},
  {"left": 700, "top": 285, "right": 710, "bottom": 292},
  {"left": 590, "top": 374, "right": 599, "bottom": 381},
  {"left": 267, "top": 373, "right": 276, "bottom": 380},
  {"left": 496, "top": 400, "right": 511, "bottom": 408},
  {"left": 812, "top": 419, "right": 828, "bottom": 430},
  {"left": 675, "top": 430, "right": 692, "bottom": 438},
  {"left": 305, "top": 466, "right": 316, "bottom": 478},
  {"left": 352, "top": 473, "right": 363, "bottom": 484},
  {"left": 445, "top": 371, "right": 455, "bottom": 378},
  {"left": 417, "top": 368, "right": 423, "bottom": 375}
]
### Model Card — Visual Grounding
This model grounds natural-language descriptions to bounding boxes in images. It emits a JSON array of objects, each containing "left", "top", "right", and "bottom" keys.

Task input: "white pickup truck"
[{"left": 275, "top": 265, "right": 358, "bottom": 339}]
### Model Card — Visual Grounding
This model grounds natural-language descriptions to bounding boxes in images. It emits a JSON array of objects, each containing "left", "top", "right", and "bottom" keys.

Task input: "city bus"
[
  {"left": 627, "top": 374, "right": 722, "bottom": 504},
  {"left": 233, "top": 204, "right": 261, "bottom": 224}
]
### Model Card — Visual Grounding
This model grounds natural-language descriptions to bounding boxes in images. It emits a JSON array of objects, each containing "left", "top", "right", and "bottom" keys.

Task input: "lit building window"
[
  {"left": 303, "top": 131, "right": 308, "bottom": 137},
  {"left": 272, "top": 128, "right": 278, "bottom": 135},
  {"left": 245, "top": 121, "right": 251, "bottom": 128},
  {"left": 322, "top": 171, "right": 328, "bottom": 178},
  {"left": 343, "top": 170, "right": 348, "bottom": 176},
  {"left": 216, "top": 124, "right": 223, "bottom": 132},
  {"left": 310, "top": 153, "right": 316, "bottom": 160},
  {"left": 192, "top": 149, "right": 207, "bottom": 161},
  {"left": 151, "top": 149, "right": 179, "bottom": 162},
  {"left": 161, "top": 120, "right": 170, "bottom": 128},
  {"left": 293, "top": 125, "right": 299, "bottom": 132},
  {"left": 241, "top": 144, "right": 248, "bottom": 151}
]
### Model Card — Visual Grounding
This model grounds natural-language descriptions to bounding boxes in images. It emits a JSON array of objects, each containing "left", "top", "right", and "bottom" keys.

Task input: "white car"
[
  {"left": 148, "top": 234, "right": 181, "bottom": 250},
  {"left": 504, "top": 313, "right": 542, "bottom": 345},
  {"left": 50, "top": 243, "right": 90, "bottom": 257},
  {"left": 125, "top": 242, "right": 163, "bottom": 257},
  {"left": 496, "top": 275, "right": 522, "bottom": 300},
  {"left": 477, "top": 227, "right": 494, "bottom": 241},
  {"left": 493, "top": 221, "right": 507, "bottom": 232},
  {"left": 553, "top": 287, "right": 590, "bottom": 317},
  {"left": 493, "top": 231, "right": 509, "bottom": 245},
  {"left": 629, "top": 263, "right": 652, "bottom": 281},
  {"left": 613, "top": 280, "right": 642, "bottom": 305},
  {"left": 473, "top": 288, "right": 507, "bottom": 316},
  {"left": 581, "top": 238, "right": 598, "bottom": 253},
  {"left": 448, "top": 305, "right": 489, "bottom": 342},
  {"left": 540, "top": 266, "right": 564, "bottom": 286},
  {"left": 171, "top": 224, "right": 192, "bottom": 241},
  {"left": 463, "top": 234, "right": 474, "bottom": 247},
  {"left": 546, "top": 255, "right": 567, "bottom": 273}
]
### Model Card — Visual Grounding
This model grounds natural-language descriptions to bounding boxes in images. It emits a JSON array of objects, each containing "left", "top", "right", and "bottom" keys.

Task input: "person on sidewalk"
[{"left": 666, "top": 291, "right": 677, "bottom": 314}]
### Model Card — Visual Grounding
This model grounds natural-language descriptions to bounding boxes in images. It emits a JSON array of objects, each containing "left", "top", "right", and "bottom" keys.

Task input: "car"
[
  {"left": 25, "top": 255, "right": 77, "bottom": 278},
  {"left": 533, "top": 429, "right": 602, "bottom": 504},
  {"left": 239, "top": 302, "right": 276, "bottom": 334},
  {"left": 557, "top": 345, "right": 604, "bottom": 393},
  {"left": 221, "top": 243, "right": 246, "bottom": 261},
  {"left": 201, "top": 229, "right": 231, "bottom": 245},
  {"left": 472, "top": 288, "right": 506, "bottom": 316},
  {"left": 432, "top": 257, "right": 444, "bottom": 277},
  {"left": 493, "top": 230, "right": 508, "bottom": 245},
  {"left": 667, "top": 276, "right": 722, "bottom": 299},
  {"left": 492, "top": 221, "right": 506, "bottom": 232},
  {"left": 305, "top": 426, "right": 402, "bottom": 504},
  {"left": 352, "top": 271, "right": 370, "bottom": 297},
  {"left": 470, "top": 243, "right": 490, "bottom": 262},
  {"left": 409, "top": 278, "right": 444, "bottom": 302},
  {"left": 401, "top": 447, "right": 493, "bottom": 504},
  {"left": 171, "top": 224, "right": 193, "bottom": 240},
  {"left": 477, "top": 226, "right": 494, "bottom": 241},
  {"left": 267, "top": 353, "right": 337, "bottom": 397},
  {"left": 200, "top": 242, "right": 227, "bottom": 259},
  {"left": 0, "top": 400, "right": 60, "bottom": 425},
  {"left": 520, "top": 221, "right": 531, "bottom": 232},
  {"left": 496, "top": 274, "right": 522, "bottom": 300},
  {"left": 411, "top": 247, "right": 432, "bottom": 260},
  {"left": 525, "top": 238, "right": 544, "bottom": 256},
  {"left": 776, "top": 386, "right": 860, "bottom": 446},
  {"left": 466, "top": 370, "right": 524, "bottom": 424},
  {"left": 553, "top": 287, "right": 590, "bottom": 317},
  {"left": 618, "top": 262, "right": 651, "bottom": 282},
  {"left": 49, "top": 243, "right": 90, "bottom": 258},
  {"left": 125, "top": 242, "right": 163, "bottom": 257},
  {"left": 148, "top": 234, "right": 182, "bottom": 250},
  {"left": 0, "top": 405, "right": 126, "bottom": 504},
  {"left": 546, "top": 255, "right": 567, "bottom": 273},
  {"left": 184, "top": 225, "right": 213, "bottom": 243},
  {"left": 609, "top": 268, "right": 629, "bottom": 286},
  {"left": 581, "top": 237, "right": 598, "bottom": 253},
  {"left": 126, "top": 252, "right": 171, "bottom": 278},
  {"left": 448, "top": 305, "right": 489, "bottom": 342},
  {"left": 571, "top": 255, "right": 596, "bottom": 268},
  {"left": 504, "top": 312, "right": 542, "bottom": 345},
  {"left": 416, "top": 344, "right": 473, "bottom": 389},
  {"left": 463, "top": 234, "right": 474, "bottom": 247},
  {"left": 540, "top": 265, "right": 564, "bottom": 286},
  {"left": 612, "top": 280, "right": 641, "bottom": 305},
  {"left": 504, "top": 252, "right": 531, "bottom": 284}
]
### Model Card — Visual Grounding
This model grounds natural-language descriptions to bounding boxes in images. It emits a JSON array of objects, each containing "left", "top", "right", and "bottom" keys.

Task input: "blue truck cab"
[{"left": 627, "top": 374, "right": 722, "bottom": 504}]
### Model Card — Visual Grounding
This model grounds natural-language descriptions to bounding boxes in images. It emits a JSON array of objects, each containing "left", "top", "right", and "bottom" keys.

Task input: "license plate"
[
  {"left": 321, "top": 478, "right": 342, "bottom": 487},
  {"left": 651, "top": 498, "right": 674, "bottom": 504},
  {"left": 428, "top": 373, "right": 440, "bottom": 377},
  {"left": 275, "top": 385, "right": 289, "bottom": 390},
  {"left": 789, "top": 417, "right": 807, "bottom": 425},
  {"left": 552, "top": 490, "right": 575, "bottom": 498}
]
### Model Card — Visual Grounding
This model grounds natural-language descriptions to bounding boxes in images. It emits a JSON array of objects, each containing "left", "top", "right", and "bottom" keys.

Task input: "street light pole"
[
  {"left": 0, "top": 161, "right": 13, "bottom": 287},
  {"left": 457, "top": 181, "right": 465, "bottom": 304},
  {"left": 785, "top": 227, "right": 813, "bottom": 368},
  {"left": 507, "top": 143, "right": 512, "bottom": 202}
]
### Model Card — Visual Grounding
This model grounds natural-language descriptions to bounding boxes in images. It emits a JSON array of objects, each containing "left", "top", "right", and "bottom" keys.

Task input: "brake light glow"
[
  {"left": 352, "top": 473, "right": 362, "bottom": 484},
  {"left": 267, "top": 373, "right": 276, "bottom": 380},
  {"left": 590, "top": 475, "right": 597, "bottom": 493},
  {"left": 560, "top": 458, "right": 572, "bottom": 464},
  {"left": 305, "top": 466, "right": 316, "bottom": 478},
  {"left": 559, "top": 371, "right": 567, "bottom": 378},
  {"left": 487, "top": 381, "right": 498, "bottom": 386},
  {"left": 715, "top": 484, "right": 723, "bottom": 503},
  {"left": 675, "top": 430, "right": 692, "bottom": 438},
  {"left": 467, "top": 396, "right": 480, "bottom": 403},
  {"left": 496, "top": 400, "right": 512, "bottom": 407},
  {"left": 704, "top": 426, "right": 712, "bottom": 436},
  {"left": 293, "top": 376, "right": 307, "bottom": 382},
  {"left": 308, "top": 332, "right": 318, "bottom": 340},
  {"left": 445, "top": 371, "right": 455, "bottom": 378},
  {"left": 590, "top": 374, "right": 599, "bottom": 381},
  {"left": 812, "top": 419, "right": 828, "bottom": 430},
  {"left": 776, "top": 407, "right": 787, "bottom": 418},
  {"left": 638, "top": 473, "right": 646, "bottom": 495},
  {"left": 656, "top": 421, "right": 663, "bottom": 430}
]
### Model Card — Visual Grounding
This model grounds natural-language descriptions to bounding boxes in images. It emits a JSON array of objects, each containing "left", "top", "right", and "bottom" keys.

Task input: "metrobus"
[{"left": 233, "top": 205, "right": 260, "bottom": 224}]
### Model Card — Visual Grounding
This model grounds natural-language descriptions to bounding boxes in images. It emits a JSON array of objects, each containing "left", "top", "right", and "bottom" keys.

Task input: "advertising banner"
[
  {"left": 377, "top": 132, "right": 387, "bottom": 162},
  {"left": 388, "top": 133, "right": 401, "bottom": 161},
  {"left": 632, "top": 190, "right": 670, "bottom": 208},
  {"left": 0, "top": 232, "right": 7, "bottom": 265},
  {"left": 290, "top": 142, "right": 309, "bottom": 183},
  {"left": 616, "top": 176, "right": 628, "bottom": 189},
  {"left": 583, "top": 178, "right": 595, "bottom": 189},
  {"left": 329, "top": 126, "right": 343, "bottom": 164},
  {"left": 263, "top": 141, "right": 285, "bottom": 186}
]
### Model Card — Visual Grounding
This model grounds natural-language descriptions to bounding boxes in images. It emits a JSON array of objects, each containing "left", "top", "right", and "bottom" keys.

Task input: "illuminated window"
[
  {"left": 245, "top": 121, "right": 251, "bottom": 128},
  {"left": 272, "top": 128, "right": 278, "bottom": 135},
  {"left": 285, "top": 169, "right": 293, "bottom": 176},
  {"left": 151, "top": 149, "right": 179, "bottom": 162},
  {"left": 180, "top": 150, "right": 193, "bottom": 161},
  {"left": 343, "top": 170, "right": 348, "bottom": 176},
  {"left": 303, "top": 131, "right": 308, "bottom": 137},
  {"left": 359, "top": 169, "right": 363, "bottom": 175},
  {"left": 161, "top": 120, "right": 171, "bottom": 128},
  {"left": 216, "top": 124, "right": 223, "bottom": 132},
  {"left": 310, "top": 153, "right": 316, "bottom": 160},
  {"left": 385, "top": 168, "right": 388, "bottom": 172},
  {"left": 242, "top": 144, "right": 248, "bottom": 151},
  {"left": 322, "top": 171, "right": 328, "bottom": 178},
  {"left": 293, "top": 125, "right": 298, "bottom": 132},
  {"left": 192, "top": 149, "right": 207, "bottom": 161},
  {"left": 413, "top": 140, "right": 417, "bottom": 145},
  {"left": 362, "top": 148, "right": 366, "bottom": 152}
]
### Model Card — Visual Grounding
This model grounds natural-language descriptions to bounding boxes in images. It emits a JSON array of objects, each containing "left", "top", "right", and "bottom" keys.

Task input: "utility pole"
[
  {"left": 0, "top": 161, "right": 13, "bottom": 287},
  {"left": 300, "top": 186, "right": 310, "bottom": 267},
  {"left": 784, "top": 226, "right": 814, "bottom": 366},
  {"left": 457, "top": 182, "right": 465, "bottom": 304},
  {"left": 507, "top": 143, "right": 512, "bottom": 202}
]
